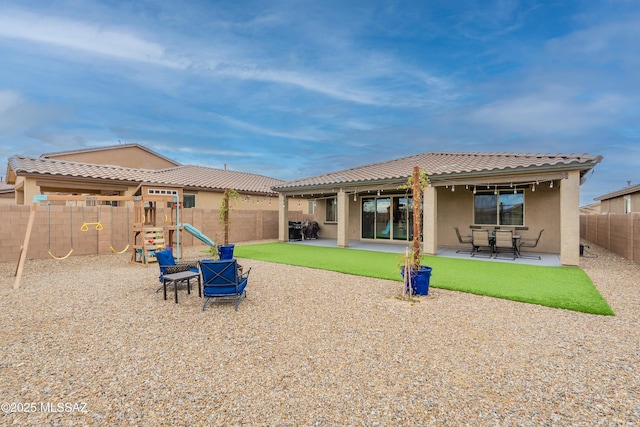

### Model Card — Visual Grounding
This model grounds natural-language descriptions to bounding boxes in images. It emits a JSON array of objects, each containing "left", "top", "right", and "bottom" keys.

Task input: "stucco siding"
[{"left": 45, "top": 146, "right": 177, "bottom": 170}]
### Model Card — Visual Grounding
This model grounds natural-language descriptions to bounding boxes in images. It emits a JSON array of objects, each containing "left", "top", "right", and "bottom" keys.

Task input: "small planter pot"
[
  {"left": 218, "top": 244, "right": 235, "bottom": 260},
  {"left": 401, "top": 265, "right": 433, "bottom": 296}
]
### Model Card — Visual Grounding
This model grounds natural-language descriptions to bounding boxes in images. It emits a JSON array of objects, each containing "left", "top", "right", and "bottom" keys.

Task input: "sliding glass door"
[{"left": 362, "top": 196, "right": 414, "bottom": 241}]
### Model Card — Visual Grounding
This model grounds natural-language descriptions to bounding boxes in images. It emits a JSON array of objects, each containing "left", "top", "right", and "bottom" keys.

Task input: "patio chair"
[
  {"left": 471, "top": 229, "right": 493, "bottom": 258},
  {"left": 494, "top": 230, "right": 517, "bottom": 260},
  {"left": 518, "top": 229, "right": 545, "bottom": 260},
  {"left": 155, "top": 249, "right": 200, "bottom": 292},
  {"left": 454, "top": 227, "right": 473, "bottom": 253},
  {"left": 200, "top": 259, "right": 251, "bottom": 311}
]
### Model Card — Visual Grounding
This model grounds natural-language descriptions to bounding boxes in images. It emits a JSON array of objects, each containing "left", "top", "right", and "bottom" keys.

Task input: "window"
[
  {"left": 148, "top": 188, "right": 178, "bottom": 196},
  {"left": 183, "top": 194, "right": 196, "bottom": 208},
  {"left": 624, "top": 197, "right": 631, "bottom": 214},
  {"left": 308, "top": 201, "right": 315, "bottom": 214},
  {"left": 474, "top": 190, "right": 524, "bottom": 226},
  {"left": 326, "top": 197, "right": 337, "bottom": 222}
]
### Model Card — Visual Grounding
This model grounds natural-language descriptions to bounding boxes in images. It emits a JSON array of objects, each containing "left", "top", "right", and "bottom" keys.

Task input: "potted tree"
[
  {"left": 218, "top": 188, "right": 239, "bottom": 260},
  {"left": 400, "top": 166, "right": 433, "bottom": 297}
]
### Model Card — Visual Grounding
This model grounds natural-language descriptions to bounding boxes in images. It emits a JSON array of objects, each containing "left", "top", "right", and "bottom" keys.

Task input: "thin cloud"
[
  {"left": 0, "top": 10, "right": 185, "bottom": 68},
  {"left": 468, "top": 88, "right": 628, "bottom": 134},
  {"left": 0, "top": 90, "right": 67, "bottom": 135},
  {"left": 212, "top": 114, "right": 336, "bottom": 143},
  {"left": 0, "top": 8, "right": 453, "bottom": 108}
]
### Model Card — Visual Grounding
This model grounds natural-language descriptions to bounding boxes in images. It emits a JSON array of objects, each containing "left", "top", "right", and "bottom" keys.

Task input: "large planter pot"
[
  {"left": 218, "top": 244, "right": 235, "bottom": 260},
  {"left": 401, "top": 265, "right": 433, "bottom": 296}
]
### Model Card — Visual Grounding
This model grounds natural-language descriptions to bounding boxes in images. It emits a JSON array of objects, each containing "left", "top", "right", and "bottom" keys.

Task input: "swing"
[
  {"left": 110, "top": 203, "right": 130, "bottom": 254},
  {"left": 80, "top": 202, "right": 104, "bottom": 231},
  {"left": 48, "top": 202, "right": 74, "bottom": 260}
]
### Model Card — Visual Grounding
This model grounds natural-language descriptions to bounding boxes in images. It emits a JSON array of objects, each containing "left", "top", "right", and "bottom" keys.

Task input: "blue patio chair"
[
  {"left": 200, "top": 259, "right": 251, "bottom": 311},
  {"left": 156, "top": 249, "right": 199, "bottom": 280},
  {"left": 155, "top": 249, "right": 200, "bottom": 292}
]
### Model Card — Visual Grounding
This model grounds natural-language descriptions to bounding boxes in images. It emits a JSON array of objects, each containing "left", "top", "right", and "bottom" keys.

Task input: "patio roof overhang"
[{"left": 276, "top": 168, "right": 577, "bottom": 199}]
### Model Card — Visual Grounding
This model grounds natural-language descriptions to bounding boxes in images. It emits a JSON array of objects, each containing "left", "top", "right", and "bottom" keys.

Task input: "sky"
[{"left": 1, "top": 0, "right": 639, "bottom": 206}]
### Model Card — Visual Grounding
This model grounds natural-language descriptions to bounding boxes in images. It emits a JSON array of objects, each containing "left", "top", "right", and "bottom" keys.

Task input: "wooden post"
[
  {"left": 14, "top": 201, "right": 38, "bottom": 289},
  {"left": 223, "top": 188, "right": 229, "bottom": 245},
  {"left": 412, "top": 166, "right": 421, "bottom": 268}
]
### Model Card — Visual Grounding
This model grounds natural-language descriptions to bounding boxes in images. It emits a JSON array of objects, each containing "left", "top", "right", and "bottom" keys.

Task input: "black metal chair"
[
  {"left": 471, "top": 229, "right": 493, "bottom": 258},
  {"left": 494, "top": 230, "right": 517, "bottom": 260},
  {"left": 518, "top": 229, "right": 544, "bottom": 260},
  {"left": 454, "top": 227, "right": 473, "bottom": 253}
]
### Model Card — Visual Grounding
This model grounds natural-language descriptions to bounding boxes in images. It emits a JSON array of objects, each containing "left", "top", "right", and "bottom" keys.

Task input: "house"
[
  {"left": 273, "top": 152, "right": 603, "bottom": 266},
  {"left": 0, "top": 181, "right": 14, "bottom": 205},
  {"left": 3, "top": 144, "right": 295, "bottom": 265},
  {"left": 5, "top": 144, "right": 285, "bottom": 210},
  {"left": 594, "top": 183, "right": 640, "bottom": 214},
  {"left": 579, "top": 202, "right": 601, "bottom": 215}
]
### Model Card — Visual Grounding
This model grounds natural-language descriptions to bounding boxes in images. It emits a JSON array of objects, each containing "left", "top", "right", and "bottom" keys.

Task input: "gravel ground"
[{"left": 1, "top": 242, "right": 638, "bottom": 426}]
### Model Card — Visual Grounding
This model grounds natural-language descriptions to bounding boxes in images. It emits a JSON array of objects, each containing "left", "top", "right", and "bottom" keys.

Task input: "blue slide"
[{"left": 182, "top": 223, "right": 215, "bottom": 247}]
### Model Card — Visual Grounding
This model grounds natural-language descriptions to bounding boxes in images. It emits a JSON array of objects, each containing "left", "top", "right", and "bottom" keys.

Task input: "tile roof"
[
  {"left": 8, "top": 156, "right": 282, "bottom": 195},
  {"left": 594, "top": 183, "right": 640, "bottom": 201},
  {"left": 273, "top": 152, "right": 603, "bottom": 191},
  {"left": 0, "top": 182, "right": 14, "bottom": 193}
]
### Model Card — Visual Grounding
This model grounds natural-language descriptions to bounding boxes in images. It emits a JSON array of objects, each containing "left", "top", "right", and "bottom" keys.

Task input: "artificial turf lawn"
[{"left": 235, "top": 242, "right": 614, "bottom": 316}]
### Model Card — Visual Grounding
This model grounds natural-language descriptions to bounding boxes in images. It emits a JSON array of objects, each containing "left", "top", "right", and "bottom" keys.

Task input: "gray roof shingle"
[
  {"left": 273, "top": 152, "right": 603, "bottom": 191},
  {"left": 8, "top": 156, "right": 283, "bottom": 195}
]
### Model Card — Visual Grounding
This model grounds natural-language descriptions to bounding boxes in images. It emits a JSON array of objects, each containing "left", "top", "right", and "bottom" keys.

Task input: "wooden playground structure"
[{"left": 14, "top": 185, "right": 186, "bottom": 289}]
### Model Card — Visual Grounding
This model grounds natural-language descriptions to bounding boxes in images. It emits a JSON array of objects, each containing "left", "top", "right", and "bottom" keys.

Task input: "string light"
[
  {"left": 377, "top": 189, "right": 381, "bottom": 196},
  {"left": 353, "top": 193, "right": 357, "bottom": 201},
  {"left": 450, "top": 176, "right": 560, "bottom": 195}
]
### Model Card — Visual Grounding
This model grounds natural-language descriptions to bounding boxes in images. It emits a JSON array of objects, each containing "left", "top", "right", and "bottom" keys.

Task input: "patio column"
[
  {"left": 337, "top": 189, "right": 349, "bottom": 248},
  {"left": 278, "top": 194, "right": 289, "bottom": 242},
  {"left": 560, "top": 170, "right": 580, "bottom": 266},
  {"left": 423, "top": 184, "right": 437, "bottom": 255}
]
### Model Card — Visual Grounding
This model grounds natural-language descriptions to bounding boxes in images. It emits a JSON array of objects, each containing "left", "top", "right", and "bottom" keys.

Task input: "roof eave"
[
  {"left": 595, "top": 185, "right": 640, "bottom": 201},
  {"left": 273, "top": 161, "right": 602, "bottom": 194}
]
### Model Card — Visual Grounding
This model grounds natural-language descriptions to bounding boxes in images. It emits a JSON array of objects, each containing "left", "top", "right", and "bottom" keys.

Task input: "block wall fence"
[
  {"left": 0, "top": 205, "right": 306, "bottom": 264},
  {"left": 580, "top": 213, "right": 640, "bottom": 264}
]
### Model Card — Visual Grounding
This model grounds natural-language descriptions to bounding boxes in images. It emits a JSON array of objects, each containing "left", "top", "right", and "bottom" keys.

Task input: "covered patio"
[
  {"left": 286, "top": 237, "right": 562, "bottom": 267},
  {"left": 274, "top": 152, "right": 602, "bottom": 267}
]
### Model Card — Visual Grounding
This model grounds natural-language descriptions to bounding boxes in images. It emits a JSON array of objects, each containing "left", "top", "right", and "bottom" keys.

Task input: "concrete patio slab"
[{"left": 287, "top": 238, "right": 561, "bottom": 266}]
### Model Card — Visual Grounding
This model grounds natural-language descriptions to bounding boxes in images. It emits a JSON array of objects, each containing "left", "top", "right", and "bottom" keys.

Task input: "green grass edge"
[{"left": 235, "top": 242, "right": 615, "bottom": 316}]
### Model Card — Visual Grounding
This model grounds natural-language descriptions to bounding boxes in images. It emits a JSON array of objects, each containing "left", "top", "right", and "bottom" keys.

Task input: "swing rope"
[
  {"left": 110, "top": 203, "right": 130, "bottom": 254},
  {"left": 48, "top": 202, "right": 74, "bottom": 260}
]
